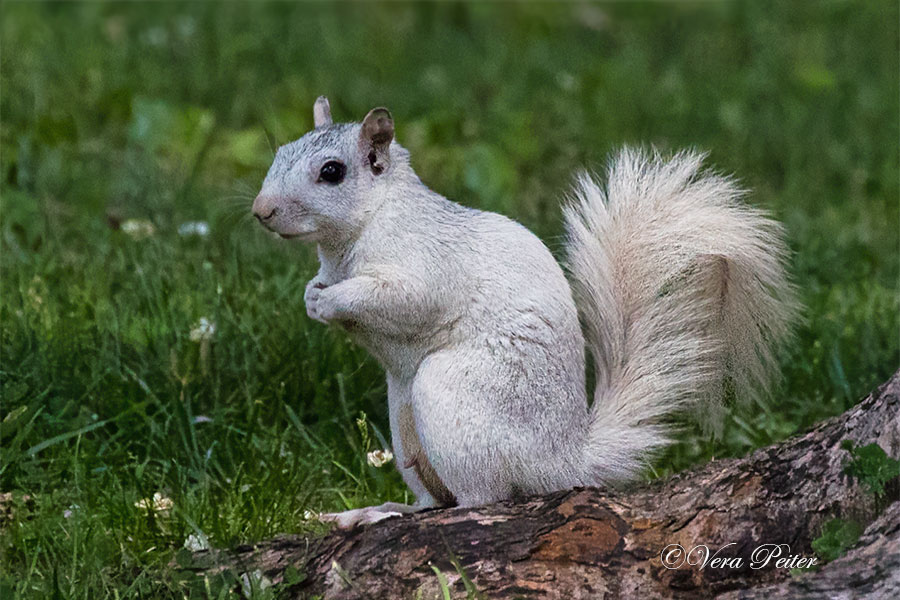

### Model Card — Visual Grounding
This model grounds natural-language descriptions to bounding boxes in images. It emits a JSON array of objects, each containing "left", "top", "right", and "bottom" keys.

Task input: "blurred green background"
[{"left": 1, "top": 1, "right": 898, "bottom": 597}]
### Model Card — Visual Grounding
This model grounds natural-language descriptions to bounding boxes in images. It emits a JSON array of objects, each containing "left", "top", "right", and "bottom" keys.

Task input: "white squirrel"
[{"left": 252, "top": 97, "right": 798, "bottom": 528}]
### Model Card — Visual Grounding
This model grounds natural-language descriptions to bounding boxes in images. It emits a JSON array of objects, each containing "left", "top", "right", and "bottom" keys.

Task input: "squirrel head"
[{"left": 252, "top": 96, "right": 402, "bottom": 244}]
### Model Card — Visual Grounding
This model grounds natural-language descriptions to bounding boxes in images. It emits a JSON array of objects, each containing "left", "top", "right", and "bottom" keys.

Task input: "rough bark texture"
[
  {"left": 185, "top": 372, "right": 900, "bottom": 599},
  {"left": 717, "top": 500, "right": 900, "bottom": 600}
]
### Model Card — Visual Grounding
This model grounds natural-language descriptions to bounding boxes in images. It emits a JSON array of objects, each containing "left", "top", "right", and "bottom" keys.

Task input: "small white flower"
[
  {"left": 366, "top": 449, "right": 394, "bottom": 468},
  {"left": 240, "top": 569, "right": 272, "bottom": 597},
  {"left": 178, "top": 221, "right": 210, "bottom": 237},
  {"left": 134, "top": 492, "right": 173, "bottom": 513},
  {"left": 556, "top": 71, "right": 578, "bottom": 92},
  {"left": 183, "top": 533, "right": 210, "bottom": 552},
  {"left": 121, "top": 219, "right": 156, "bottom": 240},
  {"left": 189, "top": 317, "right": 216, "bottom": 342},
  {"left": 142, "top": 26, "right": 167, "bottom": 47},
  {"left": 192, "top": 415, "right": 212, "bottom": 424},
  {"left": 176, "top": 15, "right": 196, "bottom": 38},
  {"left": 303, "top": 510, "right": 317, "bottom": 520}
]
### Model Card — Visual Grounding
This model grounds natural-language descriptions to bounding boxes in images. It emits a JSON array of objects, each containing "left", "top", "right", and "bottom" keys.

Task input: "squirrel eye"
[{"left": 318, "top": 160, "right": 346, "bottom": 184}]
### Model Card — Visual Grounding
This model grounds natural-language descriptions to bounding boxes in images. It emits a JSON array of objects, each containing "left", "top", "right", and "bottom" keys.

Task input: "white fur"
[
  {"left": 564, "top": 148, "right": 798, "bottom": 483},
  {"left": 254, "top": 106, "right": 797, "bottom": 527}
]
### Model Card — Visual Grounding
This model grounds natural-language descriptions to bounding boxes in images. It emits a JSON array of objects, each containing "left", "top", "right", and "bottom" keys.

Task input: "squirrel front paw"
[{"left": 304, "top": 278, "right": 331, "bottom": 324}]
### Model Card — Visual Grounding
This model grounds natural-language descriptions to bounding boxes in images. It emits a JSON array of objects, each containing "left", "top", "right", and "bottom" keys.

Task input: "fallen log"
[{"left": 184, "top": 371, "right": 899, "bottom": 599}]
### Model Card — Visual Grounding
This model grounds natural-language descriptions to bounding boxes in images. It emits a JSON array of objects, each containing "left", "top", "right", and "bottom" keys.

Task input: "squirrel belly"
[{"left": 255, "top": 99, "right": 798, "bottom": 513}]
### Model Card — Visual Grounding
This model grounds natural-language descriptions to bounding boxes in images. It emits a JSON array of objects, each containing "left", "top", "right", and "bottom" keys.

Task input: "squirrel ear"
[
  {"left": 313, "top": 96, "right": 332, "bottom": 128},
  {"left": 359, "top": 107, "right": 394, "bottom": 175}
]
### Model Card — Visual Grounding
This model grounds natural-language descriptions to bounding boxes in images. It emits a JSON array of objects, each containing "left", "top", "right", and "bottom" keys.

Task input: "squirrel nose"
[
  {"left": 252, "top": 195, "right": 278, "bottom": 222},
  {"left": 256, "top": 207, "right": 277, "bottom": 222}
]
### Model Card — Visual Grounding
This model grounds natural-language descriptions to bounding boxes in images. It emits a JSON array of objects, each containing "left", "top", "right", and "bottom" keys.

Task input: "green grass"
[{"left": 1, "top": 1, "right": 898, "bottom": 598}]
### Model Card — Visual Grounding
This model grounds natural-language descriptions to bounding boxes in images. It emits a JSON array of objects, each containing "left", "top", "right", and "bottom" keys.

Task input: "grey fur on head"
[{"left": 252, "top": 101, "right": 411, "bottom": 248}]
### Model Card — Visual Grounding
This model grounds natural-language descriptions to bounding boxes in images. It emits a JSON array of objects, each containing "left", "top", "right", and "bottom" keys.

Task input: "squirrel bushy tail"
[{"left": 564, "top": 148, "right": 798, "bottom": 484}]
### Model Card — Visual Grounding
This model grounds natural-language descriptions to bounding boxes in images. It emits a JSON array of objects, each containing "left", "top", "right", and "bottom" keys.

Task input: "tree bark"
[{"left": 185, "top": 371, "right": 900, "bottom": 599}]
